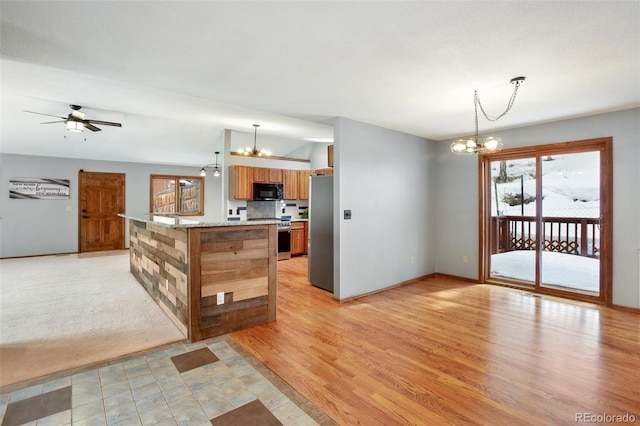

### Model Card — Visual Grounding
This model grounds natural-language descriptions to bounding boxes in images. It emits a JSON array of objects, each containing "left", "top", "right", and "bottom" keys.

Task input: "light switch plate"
[{"left": 344, "top": 210, "right": 352, "bottom": 220}]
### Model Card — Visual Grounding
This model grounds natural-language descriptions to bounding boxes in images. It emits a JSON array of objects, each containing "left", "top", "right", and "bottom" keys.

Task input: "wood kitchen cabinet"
[
  {"left": 297, "top": 170, "right": 310, "bottom": 200},
  {"left": 253, "top": 167, "right": 269, "bottom": 183},
  {"left": 328, "top": 144, "right": 334, "bottom": 168},
  {"left": 290, "top": 221, "right": 307, "bottom": 256},
  {"left": 253, "top": 167, "right": 282, "bottom": 183},
  {"left": 230, "top": 165, "right": 253, "bottom": 200},
  {"left": 282, "top": 170, "right": 298, "bottom": 200},
  {"left": 313, "top": 168, "right": 333, "bottom": 176},
  {"left": 233, "top": 165, "right": 311, "bottom": 201},
  {"left": 268, "top": 168, "right": 283, "bottom": 183}
]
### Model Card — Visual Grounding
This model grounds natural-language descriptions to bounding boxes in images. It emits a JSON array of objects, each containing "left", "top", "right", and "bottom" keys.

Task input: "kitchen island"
[{"left": 122, "top": 214, "right": 278, "bottom": 342}]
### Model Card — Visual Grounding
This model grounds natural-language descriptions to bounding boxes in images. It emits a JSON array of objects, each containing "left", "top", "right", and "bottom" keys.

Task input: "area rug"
[{"left": 0, "top": 251, "right": 185, "bottom": 388}]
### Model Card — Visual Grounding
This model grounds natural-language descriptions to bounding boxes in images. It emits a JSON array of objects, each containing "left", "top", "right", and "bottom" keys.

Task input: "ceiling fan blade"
[
  {"left": 23, "top": 110, "right": 66, "bottom": 119},
  {"left": 84, "top": 123, "right": 102, "bottom": 132},
  {"left": 84, "top": 119, "right": 122, "bottom": 127},
  {"left": 40, "top": 120, "right": 66, "bottom": 124}
]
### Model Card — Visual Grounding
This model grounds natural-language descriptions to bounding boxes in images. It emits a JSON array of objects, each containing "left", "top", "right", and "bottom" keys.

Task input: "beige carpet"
[{"left": 0, "top": 251, "right": 185, "bottom": 388}]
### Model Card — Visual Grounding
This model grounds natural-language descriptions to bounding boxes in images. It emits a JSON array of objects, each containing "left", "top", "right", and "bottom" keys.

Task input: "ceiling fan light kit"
[
  {"left": 66, "top": 120, "right": 84, "bottom": 132},
  {"left": 451, "top": 76, "right": 525, "bottom": 155}
]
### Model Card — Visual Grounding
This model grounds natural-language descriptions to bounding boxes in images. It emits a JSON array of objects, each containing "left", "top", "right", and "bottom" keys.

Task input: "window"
[{"left": 150, "top": 175, "right": 204, "bottom": 216}]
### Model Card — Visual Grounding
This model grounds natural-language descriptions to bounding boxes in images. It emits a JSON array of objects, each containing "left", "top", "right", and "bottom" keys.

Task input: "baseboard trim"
[
  {"left": 0, "top": 251, "right": 78, "bottom": 260},
  {"left": 611, "top": 304, "right": 640, "bottom": 314},
  {"left": 1, "top": 249, "right": 129, "bottom": 260},
  {"left": 429, "top": 272, "right": 479, "bottom": 283},
  {"left": 336, "top": 272, "right": 478, "bottom": 303}
]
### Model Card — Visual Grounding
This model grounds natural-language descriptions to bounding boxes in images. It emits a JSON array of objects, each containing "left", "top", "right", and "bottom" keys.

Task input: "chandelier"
[
  {"left": 237, "top": 124, "right": 271, "bottom": 157},
  {"left": 200, "top": 151, "right": 222, "bottom": 177},
  {"left": 451, "top": 76, "right": 525, "bottom": 155}
]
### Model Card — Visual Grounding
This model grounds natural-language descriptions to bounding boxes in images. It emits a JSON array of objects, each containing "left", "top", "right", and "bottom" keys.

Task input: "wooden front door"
[{"left": 78, "top": 171, "right": 125, "bottom": 252}]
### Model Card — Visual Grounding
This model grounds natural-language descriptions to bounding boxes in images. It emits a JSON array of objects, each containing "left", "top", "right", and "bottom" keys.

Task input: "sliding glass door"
[
  {"left": 480, "top": 138, "right": 612, "bottom": 304},
  {"left": 539, "top": 151, "right": 601, "bottom": 294},
  {"left": 488, "top": 157, "right": 537, "bottom": 285}
]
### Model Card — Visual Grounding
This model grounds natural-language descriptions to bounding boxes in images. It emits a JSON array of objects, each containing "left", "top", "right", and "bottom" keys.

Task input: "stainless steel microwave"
[{"left": 253, "top": 182, "right": 283, "bottom": 201}]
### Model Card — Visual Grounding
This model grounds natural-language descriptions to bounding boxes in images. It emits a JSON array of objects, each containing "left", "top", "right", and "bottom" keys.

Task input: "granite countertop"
[{"left": 119, "top": 213, "right": 280, "bottom": 228}]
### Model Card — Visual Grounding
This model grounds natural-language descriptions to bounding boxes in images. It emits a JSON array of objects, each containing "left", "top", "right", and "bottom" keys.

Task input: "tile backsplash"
[{"left": 226, "top": 200, "right": 308, "bottom": 221}]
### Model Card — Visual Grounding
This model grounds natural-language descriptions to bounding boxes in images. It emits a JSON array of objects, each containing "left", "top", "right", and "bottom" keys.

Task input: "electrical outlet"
[
  {"left": 66, "top": 205, "right": 73, "bottom": 212},
  {"left": 463, "top": 255, "right": 468, "bottom": 264},
  {"left": 217, "top": 292, "right": 225, "bottom": 305},
  {"left": 344, "top": 209, "right": 352, "bottom": 220},
  {"left": 410, "top": 256, "right": 415, "bottom": 265}
]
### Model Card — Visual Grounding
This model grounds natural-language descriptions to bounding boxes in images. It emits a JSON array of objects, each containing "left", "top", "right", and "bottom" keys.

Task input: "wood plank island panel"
[
  {"left": 126, "top": 217, "right": 277, "bottom": 342},
  {"left": 129, "top": 220, "right": 189, "bottom": 337},
  {"left": 190, "top": 225, "right": 277, "bottom": 341}
]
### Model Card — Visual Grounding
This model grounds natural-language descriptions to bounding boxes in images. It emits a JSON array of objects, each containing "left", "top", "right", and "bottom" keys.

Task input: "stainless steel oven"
[{"left": 277, "top": 221, "right": 291, "bottom": 260}]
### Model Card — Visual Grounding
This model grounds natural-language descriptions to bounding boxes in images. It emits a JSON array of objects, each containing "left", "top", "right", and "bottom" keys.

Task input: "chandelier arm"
[{"left": 475, "top": 83, "right": 521, "bottom": 122}]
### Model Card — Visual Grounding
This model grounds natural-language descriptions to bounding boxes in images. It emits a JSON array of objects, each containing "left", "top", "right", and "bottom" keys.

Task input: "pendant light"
[
  {"left": 237, "top": 124, "right": 271, "bottom": 157},
  {"left": 451, "top": 76, "right": 525, "bottom": 155},
  {"left": 200, "top": 151, "right": 222, "bottom": 177}
]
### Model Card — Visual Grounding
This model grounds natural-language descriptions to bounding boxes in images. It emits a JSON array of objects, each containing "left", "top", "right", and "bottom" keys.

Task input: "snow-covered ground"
[
  {"left": 491, "top": 250, "right": 599, "bottom": 293},
  {"left": 489, "top": 152, "right": 601, "bottom": 293},
  {"left": 490, "top": 151, "right": 600, "bottom": 218}
]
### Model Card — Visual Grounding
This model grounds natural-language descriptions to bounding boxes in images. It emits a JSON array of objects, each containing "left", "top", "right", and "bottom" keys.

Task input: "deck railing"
[{"left": 491, "top": 215, "right": 600, "bottom": 258}]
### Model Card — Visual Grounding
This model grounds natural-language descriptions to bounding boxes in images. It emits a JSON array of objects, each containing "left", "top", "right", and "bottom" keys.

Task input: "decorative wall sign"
[{"left": 9, "top": 178, "right": 70, "bottom": 199}]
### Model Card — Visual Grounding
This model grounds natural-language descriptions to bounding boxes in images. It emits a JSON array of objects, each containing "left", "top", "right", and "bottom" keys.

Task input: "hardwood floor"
[{"left": 231, "top": 256, "right": 640, "bottom": 425}]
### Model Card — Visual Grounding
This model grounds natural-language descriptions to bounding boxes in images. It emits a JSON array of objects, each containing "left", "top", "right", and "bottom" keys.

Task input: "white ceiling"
[{"left": 1, "top": 1, "right": 639, "bottom": 166}]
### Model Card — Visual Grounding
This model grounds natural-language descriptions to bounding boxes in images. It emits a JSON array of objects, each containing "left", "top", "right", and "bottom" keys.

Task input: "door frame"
[{"left": 478, "top": 137, "right": 613, "bottom": 305}]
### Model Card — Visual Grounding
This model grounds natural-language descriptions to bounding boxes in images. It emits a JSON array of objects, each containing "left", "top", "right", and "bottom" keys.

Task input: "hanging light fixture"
[
  {"left": 199, "top": 151, "right": 222, "bottom": 177},
  {"left": 451, "top": 76, "right": 525, "bottom": 155},
  {"left": 237, "top": 124, "right": 271, "bottom": 157}
]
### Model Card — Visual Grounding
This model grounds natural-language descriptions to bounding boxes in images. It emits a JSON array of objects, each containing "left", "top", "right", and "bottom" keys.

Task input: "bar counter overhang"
[{"left": 120, "top": 214, "right": 278, "bottom": 342}]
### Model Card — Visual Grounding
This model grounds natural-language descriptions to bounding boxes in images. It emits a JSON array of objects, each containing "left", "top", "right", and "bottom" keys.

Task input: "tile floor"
[{"left": 0, "top": 336, "right": 334, "bottom": 426}]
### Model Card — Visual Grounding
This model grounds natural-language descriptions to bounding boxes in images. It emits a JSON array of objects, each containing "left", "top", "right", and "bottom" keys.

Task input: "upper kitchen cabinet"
[
  {"left": 313, "top": 168, "right": 333, "bottom": 175},
  {"left": 282, "top": 169, "right": 298, "bottom": 200},
  {"left": 328, "top": 145, "right": 334, "bottom": 168},
  {"left": 298, "top": 170, "right": 310, "bottom": 200},
  {"left": 231, "top": 165, "right": 316, "bottom": 200},
  {"left": 269, "top": 168, "right": 283, "bottom": 183},
  {"left": 229, "top": 165, "right": 253, "bottom": 200},
  {"left": 253, "top": 167, "right": 282, "bottom": 183}
]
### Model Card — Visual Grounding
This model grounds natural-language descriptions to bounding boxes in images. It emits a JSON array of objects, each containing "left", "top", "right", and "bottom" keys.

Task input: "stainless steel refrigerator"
[{"left": 308, "top": 175, "right": 333, "bottom": 293}]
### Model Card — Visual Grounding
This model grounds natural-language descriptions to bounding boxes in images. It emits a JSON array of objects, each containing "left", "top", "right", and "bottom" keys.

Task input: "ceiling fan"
[{"left": 23, "top": 104, "right": 122, "bottom": 132}]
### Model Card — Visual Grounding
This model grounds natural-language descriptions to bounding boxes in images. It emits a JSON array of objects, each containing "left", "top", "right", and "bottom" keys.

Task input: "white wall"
[
  {"left": 434, "top": 108, "right": 640, "bottom": 308},
  {"left": 0, "top": 154, "right": 224, "bottom": 258},
  {"left": 334, "top": 117, "right": 436, "bottom": 300},
  {"left": 309, "top": 142, "right": 333, "bottom": 170}
]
